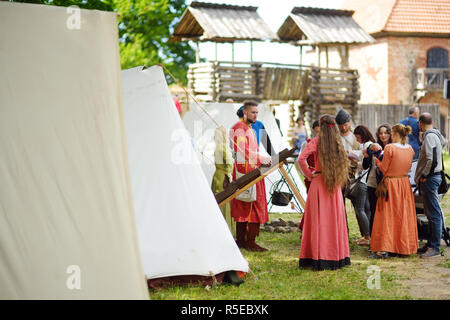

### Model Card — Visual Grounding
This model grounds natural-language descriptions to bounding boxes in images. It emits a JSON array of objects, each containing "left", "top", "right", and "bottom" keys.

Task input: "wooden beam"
[
  {"left": 232, "top": 42, "right": 235, "bottom": 65},
  {"left": 215, "top": 42, "right": 218, "bottom": 61},
  {"left": 316, "top": 46, "right": 321, "bottom": 67},
  {"left": 196, "top": 41, "right": 200, "bottom": 63},
  {"left": 299, "top": 45, "right": 303, "bottom": 66},
  {"left": 218, "top": 162, "right": 284, "bottom": 207}
]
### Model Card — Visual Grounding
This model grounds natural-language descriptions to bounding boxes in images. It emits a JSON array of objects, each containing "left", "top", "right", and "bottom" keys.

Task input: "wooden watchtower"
[
  {"left": 276, "top": 7, "right": 375, "bottom": 125},
  {"left": 171, "top": 3, "right": 374, "bottom": 130},
  {"left": 170, "top": 1, "right": 278, "bottom": 103}
]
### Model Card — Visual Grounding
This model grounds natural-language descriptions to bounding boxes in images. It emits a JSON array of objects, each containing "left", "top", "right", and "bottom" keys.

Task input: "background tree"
[
  {"left": 116, "top": 0, "right": 196, "bottom": 84},
  {"left": 9, "top": 0, "right": 195, "bottom": 84}
]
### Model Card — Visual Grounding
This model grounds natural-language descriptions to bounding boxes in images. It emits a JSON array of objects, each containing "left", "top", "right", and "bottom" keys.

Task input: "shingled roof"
[
  {"left": 170, "top": 1, "right": 277, "bottom": 42},
  {"left": 277, "top": 7, "right": 375, "bottom": 45},
  {"left": 341, "top": 0, "right": 450, "bottom": 36}
]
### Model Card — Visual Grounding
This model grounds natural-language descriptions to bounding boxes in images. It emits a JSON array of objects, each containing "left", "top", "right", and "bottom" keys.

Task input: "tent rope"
[
  {"left": 159, "top": 63, "right": 259, "bottom": 171},
  {"left": 158, "top": 64, "right": 220, "bottom": 128},
  {"left": 209, "top": 271, "right": 218, "bottom": 289},
  {"left": 248, "top": 266, "right": 258, "bottom": 283}
]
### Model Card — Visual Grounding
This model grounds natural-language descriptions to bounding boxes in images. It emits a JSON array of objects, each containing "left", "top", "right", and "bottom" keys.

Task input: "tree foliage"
[{"left": 9, "top": 0, "right": 195, "bottom": 84}]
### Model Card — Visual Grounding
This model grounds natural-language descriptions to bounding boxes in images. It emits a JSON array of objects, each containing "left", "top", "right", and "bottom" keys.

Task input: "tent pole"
[{"left": 279, "top": 166, "right": 306, "bottom": 208}]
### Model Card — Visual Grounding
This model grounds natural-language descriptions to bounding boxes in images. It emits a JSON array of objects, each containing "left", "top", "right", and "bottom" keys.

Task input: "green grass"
[
  {"left": 149, "top": 154, "right": 450, "bottom": 300},
  {"left": 149, "top": 195, "right": 450, "bottom": 300}
]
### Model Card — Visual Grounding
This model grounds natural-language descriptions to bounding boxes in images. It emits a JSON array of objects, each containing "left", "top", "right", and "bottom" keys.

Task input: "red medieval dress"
[
  {"left": 230, "top": 120, "right": 269, "bottom": 225},
  {"left": 298, "top": 137, "right": 350, "bottom": 270}
]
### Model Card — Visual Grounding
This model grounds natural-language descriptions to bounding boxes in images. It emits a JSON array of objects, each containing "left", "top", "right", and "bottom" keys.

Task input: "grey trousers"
[{"left": 350, "top": 182, "right": 371, "bottom": 237}]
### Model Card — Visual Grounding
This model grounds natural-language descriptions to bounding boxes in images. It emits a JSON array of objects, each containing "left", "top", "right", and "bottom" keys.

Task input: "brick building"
[{"left": 338, "top": 0, "right": 450, "bottom": 135}]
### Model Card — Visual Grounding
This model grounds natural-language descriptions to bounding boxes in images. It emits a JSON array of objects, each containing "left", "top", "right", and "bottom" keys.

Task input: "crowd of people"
[
  {"left": 212, "top": 101, "right": 446, "bottom": 272},
  {"left": 296, "top": 107, "right": 446, "bottom": 269}
]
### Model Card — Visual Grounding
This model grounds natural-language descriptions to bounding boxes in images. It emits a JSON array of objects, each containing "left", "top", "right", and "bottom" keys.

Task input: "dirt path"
[{"left": 401, "top": 246, "right": 450, "bottom": 300}]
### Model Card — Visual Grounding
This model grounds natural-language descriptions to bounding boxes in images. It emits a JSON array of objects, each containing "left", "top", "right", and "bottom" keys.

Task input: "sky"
[{"left": 185, "top": 0, "right": 345, "bottom": 64}]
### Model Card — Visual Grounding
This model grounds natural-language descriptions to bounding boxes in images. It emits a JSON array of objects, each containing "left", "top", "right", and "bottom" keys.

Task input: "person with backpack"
[{"left": 415, "top": 113, "right": 446, "bottom": 258}]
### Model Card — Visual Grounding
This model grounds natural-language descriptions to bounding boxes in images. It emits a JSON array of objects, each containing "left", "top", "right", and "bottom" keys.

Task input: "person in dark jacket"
[
  {"left": 400, "top": 106, "right": 421, "bottom": 160},
  {"left": 415, "top": 113, "right": 445, "bottom": 258}
]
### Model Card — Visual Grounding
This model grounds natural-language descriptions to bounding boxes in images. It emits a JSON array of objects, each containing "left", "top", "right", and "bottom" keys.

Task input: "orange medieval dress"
[
  {"left": 230, "top": 120, "right": 269, "bottom": 224},
  {"left": 371, "top": 143, "right": 418, "bottom": 255}
]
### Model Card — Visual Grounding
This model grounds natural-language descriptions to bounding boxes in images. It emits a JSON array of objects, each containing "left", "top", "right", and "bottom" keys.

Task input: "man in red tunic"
[{"left": 230, "top": 101, "right": 272, "bottom": 252}]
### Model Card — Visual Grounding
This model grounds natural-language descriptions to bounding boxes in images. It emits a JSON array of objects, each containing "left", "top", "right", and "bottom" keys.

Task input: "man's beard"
[{"left": 248, "top": 118, "right": 255, "bottom": 124}]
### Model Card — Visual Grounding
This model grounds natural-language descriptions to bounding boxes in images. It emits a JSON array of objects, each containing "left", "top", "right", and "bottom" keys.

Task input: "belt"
[
  {"left": 385, "top": 175, "right": 408, "bottom": 179},
  {"left": 377, "top": 175, "right": 408, "bottom": 202},
  {"left": 216, "top": 167, "right": 232, "bottom": 175}
]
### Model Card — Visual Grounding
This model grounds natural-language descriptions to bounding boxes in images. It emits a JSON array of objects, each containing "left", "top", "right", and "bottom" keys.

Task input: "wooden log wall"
[{"left": 262, "top": 67, "right": 309, "bottom": 101}]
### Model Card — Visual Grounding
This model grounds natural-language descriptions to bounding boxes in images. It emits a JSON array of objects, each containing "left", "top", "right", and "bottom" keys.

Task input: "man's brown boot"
[{"left": 244, "top": 223, "right": 267, "bottom": 252}]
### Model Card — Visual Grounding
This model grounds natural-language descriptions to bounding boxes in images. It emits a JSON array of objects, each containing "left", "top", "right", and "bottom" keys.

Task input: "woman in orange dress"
[
  {"left": 298, "top": 115, "right": 350, "bottom": 270},
  {"left": 370, "top": 124, "right": 418, "bottom": 258}
]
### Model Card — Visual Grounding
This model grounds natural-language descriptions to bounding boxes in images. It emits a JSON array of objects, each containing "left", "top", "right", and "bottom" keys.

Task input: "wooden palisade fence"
[{"left": 359, "top": 104, "right": 441, "bottom": 134}]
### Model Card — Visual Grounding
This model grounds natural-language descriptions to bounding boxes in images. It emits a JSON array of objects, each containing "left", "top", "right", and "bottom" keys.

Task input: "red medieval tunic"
[
  {"left": 298, "top": 137, "right": 350, "bottom": 270},
  {"left": 230, "top": 120, "right": 269, "bottom": 224}
]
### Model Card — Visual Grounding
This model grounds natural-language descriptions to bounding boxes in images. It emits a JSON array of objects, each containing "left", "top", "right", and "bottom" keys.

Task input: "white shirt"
[{"left": 340, "top": 133, "right": 362, "bottom": 158}]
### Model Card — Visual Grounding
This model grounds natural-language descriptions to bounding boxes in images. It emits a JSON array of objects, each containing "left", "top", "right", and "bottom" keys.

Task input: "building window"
[{"left": 427, "top": 47, "right": 449, "bottom": 68}]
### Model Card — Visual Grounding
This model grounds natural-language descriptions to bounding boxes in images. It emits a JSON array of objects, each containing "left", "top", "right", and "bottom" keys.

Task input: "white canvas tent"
[
  {"left": 0, "top": 3, "right": 149, "bottom": 299},
  {"left": 182, "top": 103, "right": 308, "bottom": 213},
  {"left": 121, "top": 66, "right": 249, "bottom": 283}
]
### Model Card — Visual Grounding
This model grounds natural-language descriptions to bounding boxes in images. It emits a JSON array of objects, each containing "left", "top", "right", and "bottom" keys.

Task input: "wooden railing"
[
  {"left": 187, "top": 61, "right": 265, "bottom": 102},
  {"left": 309, "top": 67, "right": 360, "bottom": 105},
  {"left": 414, "top": 68, "right": 449, "bottom": 91},
  {"left": 187, "top": 61, "right": 360, "bottom": 104}
]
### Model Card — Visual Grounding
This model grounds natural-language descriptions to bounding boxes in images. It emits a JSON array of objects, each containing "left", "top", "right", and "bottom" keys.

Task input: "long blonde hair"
[{"left": 318, "top": 115, "right": 349, "bottom": 193}]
